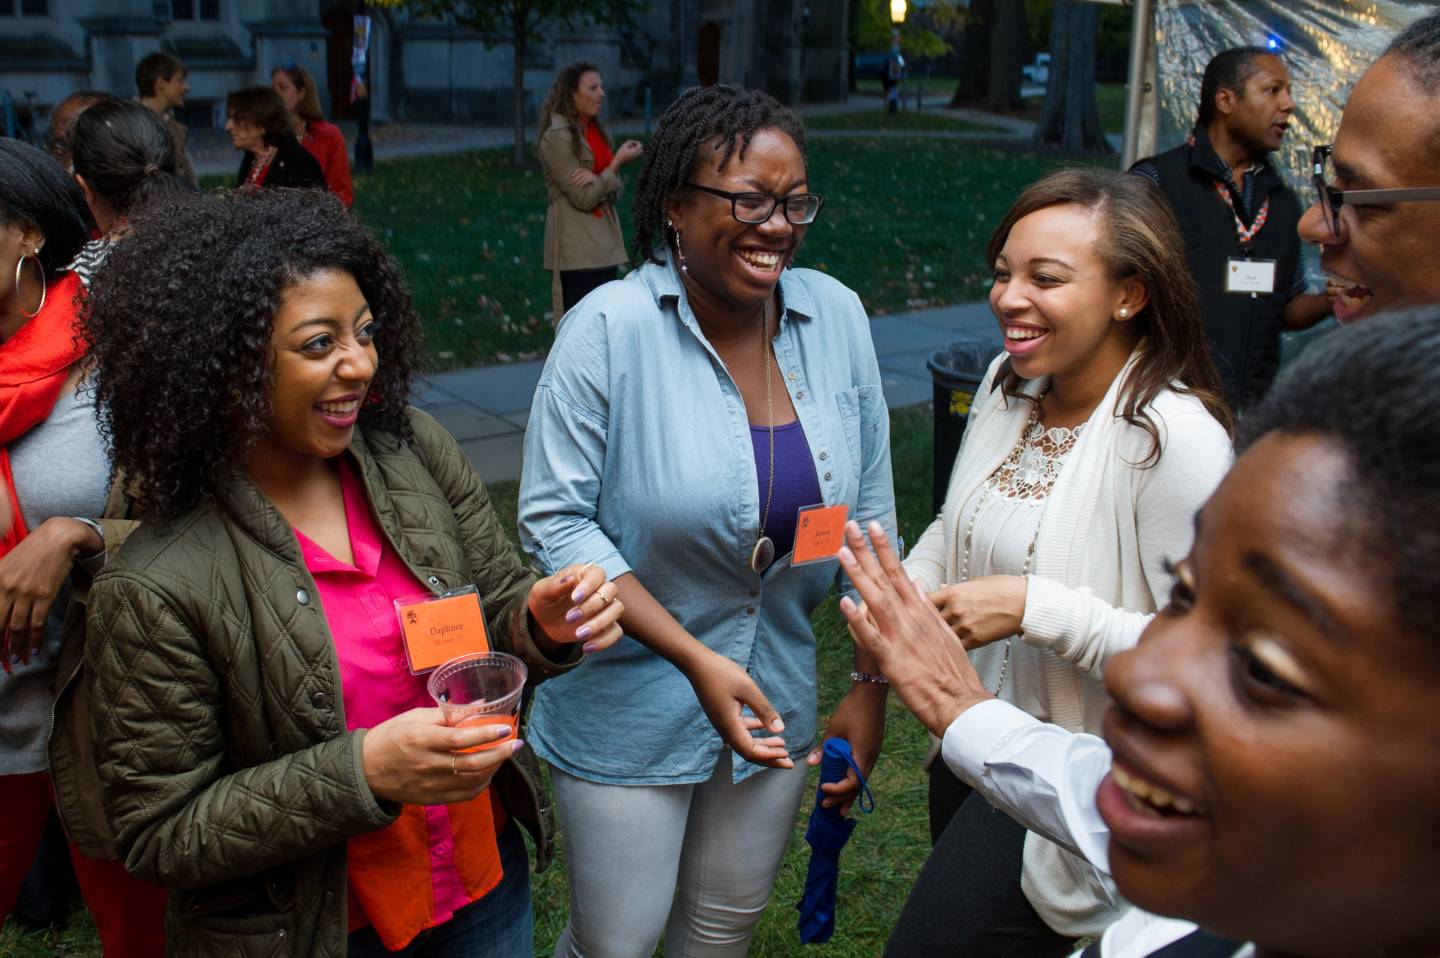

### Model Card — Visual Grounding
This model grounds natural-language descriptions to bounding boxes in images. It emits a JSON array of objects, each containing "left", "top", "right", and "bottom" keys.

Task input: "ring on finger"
[
  {"left": 451, "top": 752, "right": 459, "bottom": 775},
  {"left": 598, "top": 586, "right": 613, "bottom": 607}
]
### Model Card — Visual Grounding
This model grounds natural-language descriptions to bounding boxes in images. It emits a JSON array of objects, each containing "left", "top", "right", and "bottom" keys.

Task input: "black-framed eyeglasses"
[
  {"left": 684, "top": 182, "right": 825, "bottom": 225},
  {"left": 1312, "top": 143, "right": 1440, "bottom": 240}
]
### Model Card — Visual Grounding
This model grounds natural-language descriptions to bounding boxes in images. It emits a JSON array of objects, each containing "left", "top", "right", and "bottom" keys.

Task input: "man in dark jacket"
[{"left": 1133, "top": 48, "right": 1330, "bottom": 409}]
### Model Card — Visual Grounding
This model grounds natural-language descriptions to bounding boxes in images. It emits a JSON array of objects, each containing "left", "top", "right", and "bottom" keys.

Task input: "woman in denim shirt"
[{"left": 520, "top": 85, "right": 897, "bottom": 957}]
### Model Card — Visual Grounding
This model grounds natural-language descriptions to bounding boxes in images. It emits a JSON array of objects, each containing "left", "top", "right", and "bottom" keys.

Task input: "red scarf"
[
  {"left": 583, "top": 120, "right": 613, "bottom": 218},
  {"left": 0, "top": 271, "right": 86, "bottom": 557}
]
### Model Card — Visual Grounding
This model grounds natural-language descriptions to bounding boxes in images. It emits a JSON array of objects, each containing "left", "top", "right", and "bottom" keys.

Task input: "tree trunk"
[
  {"left": 948, "top": 0, "right": 993, "bottom": 105},
  {"left": 1031, "top": 0, "right": 1111, "bottom": 153},
  {"left": 984, "top": 0, "right": 1026, "bottom": 112},
  {"left": 511, "top": 4, "right": 528, "bottom": 168}
]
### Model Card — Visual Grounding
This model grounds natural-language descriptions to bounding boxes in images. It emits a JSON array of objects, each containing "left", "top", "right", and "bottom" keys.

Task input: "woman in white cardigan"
[{"left": 887, "top": 168, "right": 1233, "bottom": 958}]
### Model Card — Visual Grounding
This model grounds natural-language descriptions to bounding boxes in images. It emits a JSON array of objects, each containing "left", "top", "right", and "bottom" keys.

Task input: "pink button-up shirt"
[{"left": 295, "top": 458, "right": 502, "bottom": 947}]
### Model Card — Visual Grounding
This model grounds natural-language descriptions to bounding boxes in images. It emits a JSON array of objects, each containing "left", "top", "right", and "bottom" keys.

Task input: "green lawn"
[
  {"left": 214, "top": 134, "right": 1066, "bottom": 370},
  {"left": 1, "top": 405, "right": 941, "bottom": 957},
  {"left": 806, "top": 109, "right": 1005, "bottom": 133},
  {"left": 855, "top": 75, "right": 963, "bottom": 97}
]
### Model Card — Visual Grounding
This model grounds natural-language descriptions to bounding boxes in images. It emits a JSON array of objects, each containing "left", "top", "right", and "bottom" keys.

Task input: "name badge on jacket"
[{"left": 1226, "top": 258, "right": 1277, "bottom": 294}]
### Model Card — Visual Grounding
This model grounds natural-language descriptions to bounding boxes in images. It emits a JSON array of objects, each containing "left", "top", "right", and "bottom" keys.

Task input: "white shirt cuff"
[{"left": 941, "top": 697, "right": 1043, "bottom": 784}]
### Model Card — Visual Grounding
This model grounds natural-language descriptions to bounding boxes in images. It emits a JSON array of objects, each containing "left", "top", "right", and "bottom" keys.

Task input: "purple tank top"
[{"left": 750, "top": 419, "right": 822, "bottom": 567}]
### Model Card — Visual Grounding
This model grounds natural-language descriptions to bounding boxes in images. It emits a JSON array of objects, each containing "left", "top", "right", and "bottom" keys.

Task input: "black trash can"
[{"left": 928, "top": 339, "right": 1001, "bottom": 515}]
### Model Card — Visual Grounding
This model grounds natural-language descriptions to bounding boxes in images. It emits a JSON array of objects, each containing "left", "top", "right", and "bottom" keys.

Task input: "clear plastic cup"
[{"left": 427, "top": 651, "right": 527, "bottom": 752}]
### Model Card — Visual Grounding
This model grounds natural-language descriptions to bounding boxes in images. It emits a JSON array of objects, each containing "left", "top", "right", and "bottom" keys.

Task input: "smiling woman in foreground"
[{"left": 840, "top": 310, "right": 1440, "bottom": 957}]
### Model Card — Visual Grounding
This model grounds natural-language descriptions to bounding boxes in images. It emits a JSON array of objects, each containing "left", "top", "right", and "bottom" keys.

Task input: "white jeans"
[{"left": 550, "top": 749, "right": 810, "bottom": 958}]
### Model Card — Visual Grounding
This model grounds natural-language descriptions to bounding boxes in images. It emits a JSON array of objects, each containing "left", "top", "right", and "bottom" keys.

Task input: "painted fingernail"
[
  {"left": 576, "top": 625, "right": 592, "bottom": 641},
  {"left": 511, "top": 739, "right": 526, "bottom": 754},
  {"left": 582, "top": 642, "right": 598, "bottom": 654},
  {"left": 493, "top": 725, "right": 513, "bottom": 739},
  {"left": 571, "top": 587, "right": 586, "bottom": 603},
  {"left": 565, "top": 607, "right": 582, "bottom": 623}
]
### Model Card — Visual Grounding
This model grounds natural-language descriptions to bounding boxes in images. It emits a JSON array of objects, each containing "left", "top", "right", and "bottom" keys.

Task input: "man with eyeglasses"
[
  {"left": 1299, "top": 13, "right": 1440, "bottom": 324},
  {"left": 1132, "top": 48, "right": 1331, "bottom": 410}
]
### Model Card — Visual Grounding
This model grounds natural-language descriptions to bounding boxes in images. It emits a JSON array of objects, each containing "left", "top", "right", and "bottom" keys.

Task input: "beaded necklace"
[{"left": 956, "top": 391, "right": 1084, "bottom": 696}]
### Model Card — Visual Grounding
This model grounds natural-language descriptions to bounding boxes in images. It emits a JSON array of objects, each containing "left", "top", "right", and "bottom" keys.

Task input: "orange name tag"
[
  {"left": 395, "top": 588, "right": 491, "bottom": 674},
  {"left": 792, "top": 503, "right": 849, "bottom": 566}
]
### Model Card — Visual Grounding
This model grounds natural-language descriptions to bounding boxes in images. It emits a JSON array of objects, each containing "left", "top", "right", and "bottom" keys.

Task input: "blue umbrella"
[{"left": 795, "top": 737, "right": 874, "bottom": 945}]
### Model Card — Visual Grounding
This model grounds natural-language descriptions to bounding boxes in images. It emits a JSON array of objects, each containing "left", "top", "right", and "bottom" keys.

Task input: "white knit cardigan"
[{"left": 905, "top": 347, "right": 1232, "bottom": 935}]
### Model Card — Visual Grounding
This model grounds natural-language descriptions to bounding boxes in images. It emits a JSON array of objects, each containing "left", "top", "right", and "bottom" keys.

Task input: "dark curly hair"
[
  {"left": 84, "top": 188, "right": 426, "bottom": 521},
  {"left": 631, "top": 84, "right": 806, "bottom": 264}
]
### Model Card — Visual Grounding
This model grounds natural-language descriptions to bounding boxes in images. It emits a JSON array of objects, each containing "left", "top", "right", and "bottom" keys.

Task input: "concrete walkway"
[{"left": 414, "top": 300, "right": 1002, "bottom": 484}]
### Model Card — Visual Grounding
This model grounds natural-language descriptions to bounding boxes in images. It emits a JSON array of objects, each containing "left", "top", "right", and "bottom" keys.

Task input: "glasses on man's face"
[
  {"left": 684, "top": 182, "right": 825, "bottom": 225},
  {"left": 1312, "top": 143, "right": 1440, "bottom": 240}
]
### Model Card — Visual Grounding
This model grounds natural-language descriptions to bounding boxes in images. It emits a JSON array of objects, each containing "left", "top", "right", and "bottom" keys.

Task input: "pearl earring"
[{"left": 1118, "top": 308, "right": 1129, "bottom": 319}]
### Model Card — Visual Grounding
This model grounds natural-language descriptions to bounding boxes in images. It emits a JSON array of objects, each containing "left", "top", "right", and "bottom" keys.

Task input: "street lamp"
[{"left": 890, "top": 0, "right": 906, "bottom": 24}]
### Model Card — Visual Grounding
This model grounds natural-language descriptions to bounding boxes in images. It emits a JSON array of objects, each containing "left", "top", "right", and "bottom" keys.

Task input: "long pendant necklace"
[{"left": 750, "top": 300, "right": 777, "bottom": 574}]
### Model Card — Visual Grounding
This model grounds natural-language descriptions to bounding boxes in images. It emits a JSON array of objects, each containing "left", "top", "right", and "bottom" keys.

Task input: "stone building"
[{"left": 0, "top": 0, "right": 849, "bottom": 132}]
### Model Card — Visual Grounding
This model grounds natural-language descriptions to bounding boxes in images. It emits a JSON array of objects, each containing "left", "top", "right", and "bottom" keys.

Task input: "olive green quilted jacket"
[{"left": 73, "top": 409, "right": 579, "bottom": 957}]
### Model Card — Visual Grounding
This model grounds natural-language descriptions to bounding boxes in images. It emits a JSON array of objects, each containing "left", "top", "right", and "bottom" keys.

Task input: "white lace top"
[{"left": 957, "top": 417, "right": 1084, "bottom": 716}]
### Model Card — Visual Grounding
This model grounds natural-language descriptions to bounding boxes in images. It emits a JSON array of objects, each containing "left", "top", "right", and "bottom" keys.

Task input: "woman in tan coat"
[{"left": 538, "top": 62, "right": 642, "bottom": 323}]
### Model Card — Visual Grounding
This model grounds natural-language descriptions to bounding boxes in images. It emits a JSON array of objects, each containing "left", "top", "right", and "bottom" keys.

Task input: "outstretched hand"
[{"left": 836, "top": 521, "right": 994, "bottom": 737}]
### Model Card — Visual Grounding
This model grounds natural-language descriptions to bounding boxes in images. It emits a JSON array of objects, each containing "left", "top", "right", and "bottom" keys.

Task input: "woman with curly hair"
[
  {"left": 520, "top": 84, "right": 896, "bottom": 956},
  {"left": 225, "top": 85, "right": 325, "bottom": 191},
  {"left": 537, "top": 61, "right": 643, "bottom": 322},
  {"left": 0, "top": 137, "right": 170, "bottom": 957},
  {"left": 70, "top": 188, "right": 624, "bottom": 957},
  {"left": 271, "top": 63, "right": 354, "bottom": 207}
]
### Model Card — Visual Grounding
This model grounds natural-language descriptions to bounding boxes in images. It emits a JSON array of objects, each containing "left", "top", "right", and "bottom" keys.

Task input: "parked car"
[{"left": 1021, "top": 52, "right": 1051, "bottom": 86}]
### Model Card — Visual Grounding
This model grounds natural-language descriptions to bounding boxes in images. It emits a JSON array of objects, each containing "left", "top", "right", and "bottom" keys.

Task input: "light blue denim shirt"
[{"left": 519, "top": 253, "right": 897, "bottom": 785}]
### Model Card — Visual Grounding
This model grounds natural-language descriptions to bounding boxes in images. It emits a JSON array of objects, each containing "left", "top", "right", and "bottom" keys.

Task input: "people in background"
[
  {"left": 224, "top": 86, "right": 326, "bottom": 191},
  {"left": 271, "top": 63, "right": 355, "bottom": 207},
  {"left": 1132, "top": 48, "right": 1330, "bottom": 409},
  {"left": 537, "top": 62, "right": 643, "bottom": 323},
  {"left": 520, "top": 84, "right": 896, "bottom": 957},
  {"left": 0, "top": 138, "right": 168, "bottom": 958},
  {"left": 889, "top": 168, "right": 1231, "bottom": 958},
  {"left": 134, "top": 51, "right": 198, "bottom": 186},
  {"left": 44, "top": 90, "right": 112, "bottom": 172}
]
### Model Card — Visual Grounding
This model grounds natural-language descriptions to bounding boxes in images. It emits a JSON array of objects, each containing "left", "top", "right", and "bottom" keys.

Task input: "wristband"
[{"left": 850, "top": 670, "right": 888, "bottom": 685}]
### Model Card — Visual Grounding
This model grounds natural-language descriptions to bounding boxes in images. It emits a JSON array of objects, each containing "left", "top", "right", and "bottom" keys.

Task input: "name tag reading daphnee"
[
  {"left": 395, "top": 586, "right": 491, "bottom": 674},
  {"left": 792, "top": 503, "right": 850, "bottom": 566},
  {"left": 1225, "top": 258, "right": 1277, "bottom": 295}
]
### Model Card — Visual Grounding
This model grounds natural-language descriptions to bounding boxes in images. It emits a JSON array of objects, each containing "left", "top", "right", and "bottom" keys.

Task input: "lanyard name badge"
[
  {"left": 791, "top": 503, "right": 850, "bottom": 566},
  {"left": 1214, "top": 181, "right": 1276, "bottom": 299},
  {"left": 395, "top": 585, "right": 491, "bottom": 674}
]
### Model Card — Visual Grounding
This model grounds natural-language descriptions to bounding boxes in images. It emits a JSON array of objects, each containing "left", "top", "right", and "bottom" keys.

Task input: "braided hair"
[{"left": 631, "top": 84, "right": 806, "bottom": 264}]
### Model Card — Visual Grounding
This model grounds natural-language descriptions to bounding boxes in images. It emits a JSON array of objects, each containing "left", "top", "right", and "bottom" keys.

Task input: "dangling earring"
[
  {"left": 15, "top": 248, "right": 46, "bottom": 319},
  {"left": 668, "top": 219, "right": 687, "bottom": 274}
]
